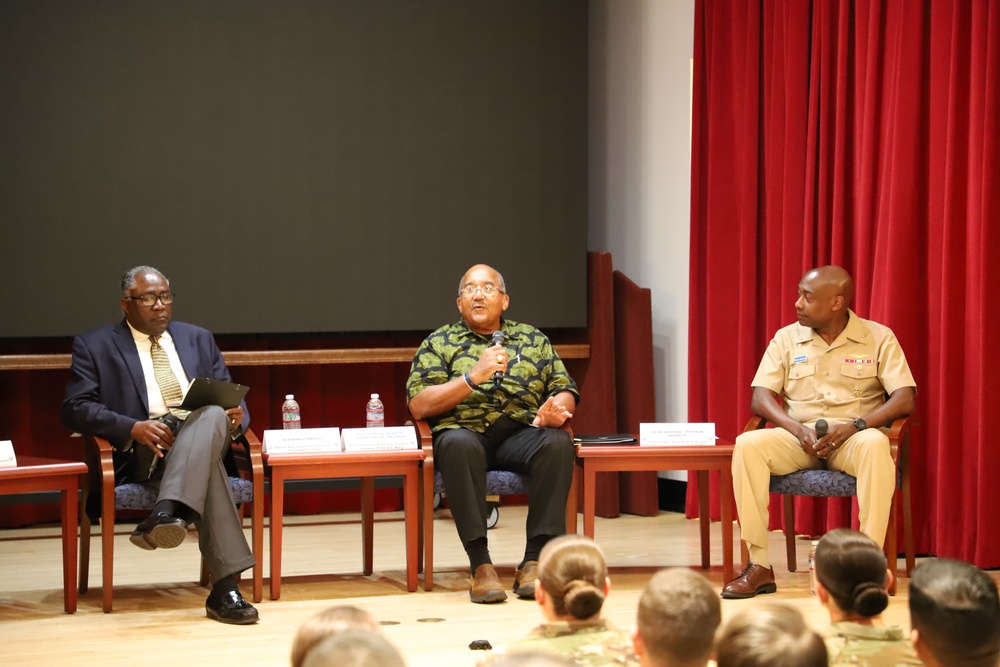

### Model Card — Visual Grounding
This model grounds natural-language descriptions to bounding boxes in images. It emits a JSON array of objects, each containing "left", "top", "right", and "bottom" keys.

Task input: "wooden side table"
[
  {"left": 0, "top": 455, "right": 88, "bottom": 612},
  {"left": 575, "top": 443, "right": 736, "bottom": 581},
  {"left": 264, "top": 448, "right": 425, "bottom": 599}
]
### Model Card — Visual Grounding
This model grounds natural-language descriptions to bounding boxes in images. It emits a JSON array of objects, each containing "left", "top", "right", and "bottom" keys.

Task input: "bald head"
[
  {"left": 795, "top": 265, "right": 854, "bottom": 336},
  {"left": 803, "top": 266, "right": 854, "bottom": 309},
  {"left": 456, "top": 264, "right": 510, "bottom": 335}
]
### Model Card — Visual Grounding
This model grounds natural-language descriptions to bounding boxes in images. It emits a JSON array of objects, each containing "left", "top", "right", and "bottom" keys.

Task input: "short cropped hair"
[
  {"left": 636, "top": 568, "right": 720, "bottom": 667},
  {"left": 909, "top": 558, "right": 1000, "bottom": 667},
  {"left": 291, "top": 605, "right": 381, "bottom": 667},
  {"left": 715, "top": 603, "right": 827, "bottom": 667},
  {"left": 815, "top": 528, "right": 889, "bottom": 618},
  {"left": 301, "top": 628, "right": 405, "bottom": 667}
]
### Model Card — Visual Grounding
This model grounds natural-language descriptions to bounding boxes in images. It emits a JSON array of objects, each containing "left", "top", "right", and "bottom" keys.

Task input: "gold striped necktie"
[{"left": 150, "top": 336, "right": 189, "bottom": 419}]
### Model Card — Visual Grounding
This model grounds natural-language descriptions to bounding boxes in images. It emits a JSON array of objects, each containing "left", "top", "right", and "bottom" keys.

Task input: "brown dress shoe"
[
  {"left": 469, "top": 564, "right": 508, "bottom": 604},
  {"left": 721, "top": 563, "right": 777, "bottom": 599},
  {"left": 512, "top": 560, "right": 538, "bottom": 599}
]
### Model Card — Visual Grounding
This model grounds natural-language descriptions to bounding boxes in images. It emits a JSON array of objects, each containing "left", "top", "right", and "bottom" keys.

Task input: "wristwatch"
[{"left": 852, "top": 418, "right": 867, "bottom": 432}]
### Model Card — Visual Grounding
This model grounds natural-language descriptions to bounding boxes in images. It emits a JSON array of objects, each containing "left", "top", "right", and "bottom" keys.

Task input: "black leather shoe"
[
  {"left": 129, "top": 512, "right": 188, "bottom": 551},
  {"left": 206, "top": 589, "right": 259, "bottom": 625}
]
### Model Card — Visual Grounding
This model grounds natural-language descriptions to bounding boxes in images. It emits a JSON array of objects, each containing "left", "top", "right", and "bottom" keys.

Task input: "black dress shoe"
[
  {"left": 129, "top": 512, "right": 188, "bottom": 551},
  {"left": 206, "top": 589, "right": 259, "bottom": 625}
]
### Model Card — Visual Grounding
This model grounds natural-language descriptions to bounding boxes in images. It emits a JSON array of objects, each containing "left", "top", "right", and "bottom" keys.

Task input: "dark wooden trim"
[{"left": 0, "top": 344, "right": 590, "bottom": 371}]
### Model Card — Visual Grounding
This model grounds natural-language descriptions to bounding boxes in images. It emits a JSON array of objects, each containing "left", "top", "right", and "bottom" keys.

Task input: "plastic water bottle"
[
  {"left": 808, "top": 540, "right": 819, "bottom": 595},
  {"left": 281, "top": 394, "right": 301, "bottom": 429},
  {"left": 366, "top": 393, "right": 385, "bottom": 428}
]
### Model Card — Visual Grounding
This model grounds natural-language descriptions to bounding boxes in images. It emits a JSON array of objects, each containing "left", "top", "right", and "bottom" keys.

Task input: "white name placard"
[
  {"left": 263, "top": 428, "right": 342, "bottom": 454},
  {"left": 0, "top": 440, "right": 16, "bottom": 468},
  {"left": 342, "top": 426, "right": 418, "bottom": 452},
  {"left": 639, "top": 423, "right": 717, "bottom": 446}
]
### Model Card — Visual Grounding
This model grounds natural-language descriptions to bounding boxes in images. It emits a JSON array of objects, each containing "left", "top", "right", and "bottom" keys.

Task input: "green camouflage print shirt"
[
  {"left": 824, "top": 622, "right": 923, "bottom": 667},
  {"left": 479, "top": 619, "right": 639, "bottom": 667},
  {"left": 406, "top": 319, "right": 579, "bottom": 433}
]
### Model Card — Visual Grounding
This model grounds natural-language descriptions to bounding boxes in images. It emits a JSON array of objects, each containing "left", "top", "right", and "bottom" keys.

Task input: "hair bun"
[
  {"left": 852, "top": 581, "right": 889, "bottom": 617},
  {"left": 563, "top": 579, "right": 605, "bottom": 619}
]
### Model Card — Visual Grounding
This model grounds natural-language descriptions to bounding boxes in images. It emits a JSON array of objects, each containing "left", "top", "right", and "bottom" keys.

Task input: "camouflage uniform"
[
  {"left": 480, "top": 619, "right": 639, "bottom": 667},
  {"left": 406, "top": 318, "right": 578, "bottom": 550},
  {"left": 824, "top": 621, "right": 923, "bottom": 666},
  {"left": 406, "top": 318, "right": 579, "bottom": 432}
]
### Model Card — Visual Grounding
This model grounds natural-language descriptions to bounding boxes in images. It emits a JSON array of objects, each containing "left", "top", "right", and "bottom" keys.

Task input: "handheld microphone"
[
  {"left": 815, "top": 419, "right": 829, "bottom": 438},
  {"left": 491, "top": 330, "right": 506, "bottom": 386}
]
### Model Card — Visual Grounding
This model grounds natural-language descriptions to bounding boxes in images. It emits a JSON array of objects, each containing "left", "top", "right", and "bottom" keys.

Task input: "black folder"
[
  {"left": 175, "top": 377, "right": 249, "bottom": 411},
  {"left": 572, "top": 434, "right": 638, "bottom": 446}
]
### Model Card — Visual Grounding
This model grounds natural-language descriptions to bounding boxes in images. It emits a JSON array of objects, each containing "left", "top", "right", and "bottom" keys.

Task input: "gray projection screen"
[{"left": 0, "top": 1, "right": 588, "bottom": 338}]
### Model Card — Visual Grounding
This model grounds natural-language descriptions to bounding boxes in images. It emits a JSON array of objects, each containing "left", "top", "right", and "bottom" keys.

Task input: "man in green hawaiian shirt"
[{"left": 407, "top": 264, "right": 579, "bottom": 604}]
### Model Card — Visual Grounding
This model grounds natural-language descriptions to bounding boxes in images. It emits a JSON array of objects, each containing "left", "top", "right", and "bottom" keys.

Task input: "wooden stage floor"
[{"left": 1, "top": 505, "right": 938, "bottom": 667}]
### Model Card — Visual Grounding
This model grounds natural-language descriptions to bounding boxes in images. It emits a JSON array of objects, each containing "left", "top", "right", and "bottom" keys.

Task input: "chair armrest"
[
  {"left": 411, "top": 419, "right": 434, "bottom": 467},
  {"left": 81, "top": 434, "right": 116, "bottom": 522},
  {"left": 885, "top": 416, "right": 910, "bottom": 465},
  {"left": 743, "top": 415, "right": 767, "bottom": 432},
  {"left": 231, "top": 428, "right": 264, "bottom": 481}
]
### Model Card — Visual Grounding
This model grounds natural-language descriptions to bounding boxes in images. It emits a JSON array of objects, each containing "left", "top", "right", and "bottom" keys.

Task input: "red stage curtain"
[{"left": 688, "top": 0, "right": 1000, "bottom": 567}]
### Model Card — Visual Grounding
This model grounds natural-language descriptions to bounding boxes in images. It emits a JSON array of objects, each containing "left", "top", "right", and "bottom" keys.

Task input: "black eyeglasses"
[{"left": 125, "top": 292, "right": 174, "bottom": 306}]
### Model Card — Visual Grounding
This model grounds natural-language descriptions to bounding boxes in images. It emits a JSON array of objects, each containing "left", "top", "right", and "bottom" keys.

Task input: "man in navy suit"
[{"left": 62, "top": 265, "right": 258, "bottom": 624}]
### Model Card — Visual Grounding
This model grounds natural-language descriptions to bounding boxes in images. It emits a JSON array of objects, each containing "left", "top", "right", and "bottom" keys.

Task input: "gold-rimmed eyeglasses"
[{"left": 460, "top": 284, "right": 504, "bottom": 297}]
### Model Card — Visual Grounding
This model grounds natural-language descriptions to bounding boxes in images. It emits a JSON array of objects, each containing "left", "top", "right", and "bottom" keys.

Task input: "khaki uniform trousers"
[{"left": 732, "top": 426, "right": 896, "bottom": 566}]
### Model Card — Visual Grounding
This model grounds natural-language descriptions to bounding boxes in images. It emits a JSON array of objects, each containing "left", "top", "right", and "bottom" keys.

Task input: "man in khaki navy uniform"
[{"left": 722, "top": 266, "right": 916, "bottom": 599}]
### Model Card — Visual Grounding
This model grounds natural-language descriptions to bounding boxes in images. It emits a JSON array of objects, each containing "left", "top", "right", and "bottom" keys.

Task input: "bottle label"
[
  {"left": 282, "top": 411, "right": 301, "bottom": 429},
  {"left": 366, "top": 409, "right": 384, "bottom": 426}
]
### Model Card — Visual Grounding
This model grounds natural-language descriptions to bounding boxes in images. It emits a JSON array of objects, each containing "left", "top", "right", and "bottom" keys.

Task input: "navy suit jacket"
[{"left": 61, "top": 319, "right": 249, "bottom": 477}]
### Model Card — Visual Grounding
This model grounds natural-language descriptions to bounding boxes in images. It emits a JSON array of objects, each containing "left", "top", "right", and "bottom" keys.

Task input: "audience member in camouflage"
[
  {"left": 824, "top": 623, "right": 921, "bottom": 667},
  {"left": 715, "top": 604, "right": 828, "bottom": 667},
  {"left": 815, "top": 529, "right": 920, "bottom": 666},
  {"left": 407, "top": 264, "right": 578, "bottom": 605},
  {"left": 479, "top": 535, "right": 638, "bottom": 667},
  {"left": 634, "top": 568, "right": 720, "bottom": 667},
  {"left": 909, "top": 558, "right": 1000, "bottom": 667}
]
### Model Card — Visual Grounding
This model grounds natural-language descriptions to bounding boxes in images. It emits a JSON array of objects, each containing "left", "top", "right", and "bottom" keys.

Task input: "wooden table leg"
[
  {"left": 361, "top": 477, "right": 374, "bottom": 576},
  {"left": 61, "top": 480, "right": 78, "bottom": 613},
  {"left": 582, "top": 464, "right": 597, "bottom": 538},
  {"left": 404, "top": 467, "right": 418, "bottom": 592},
  {"left": 269, "top": 471, "right": 285, "bottom": 600},
  {"left": 697, "top": 470, "right": 710, "bottom": 569},
  {"left": 721, "top": 465, "right": 734, "bottom": 581},
  {"left": 422, "top": 459, "right": 434, "bottom": 591}
]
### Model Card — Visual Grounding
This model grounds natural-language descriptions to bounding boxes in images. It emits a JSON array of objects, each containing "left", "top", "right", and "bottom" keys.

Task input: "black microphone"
[
  {"left": 491, "top": 330, "right": 506, "bottom": 386},
  {"left": 815, "top": 419, "right": 829, "bottom": 438}
]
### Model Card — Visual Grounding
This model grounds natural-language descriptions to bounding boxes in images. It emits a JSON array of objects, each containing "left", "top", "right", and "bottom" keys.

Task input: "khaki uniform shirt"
[
  {"left": 824, "top": 622, "right": 923, "bottom": 666},
  {"left": 751, "top": 311, "right": 916, "bottom": 426}
]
